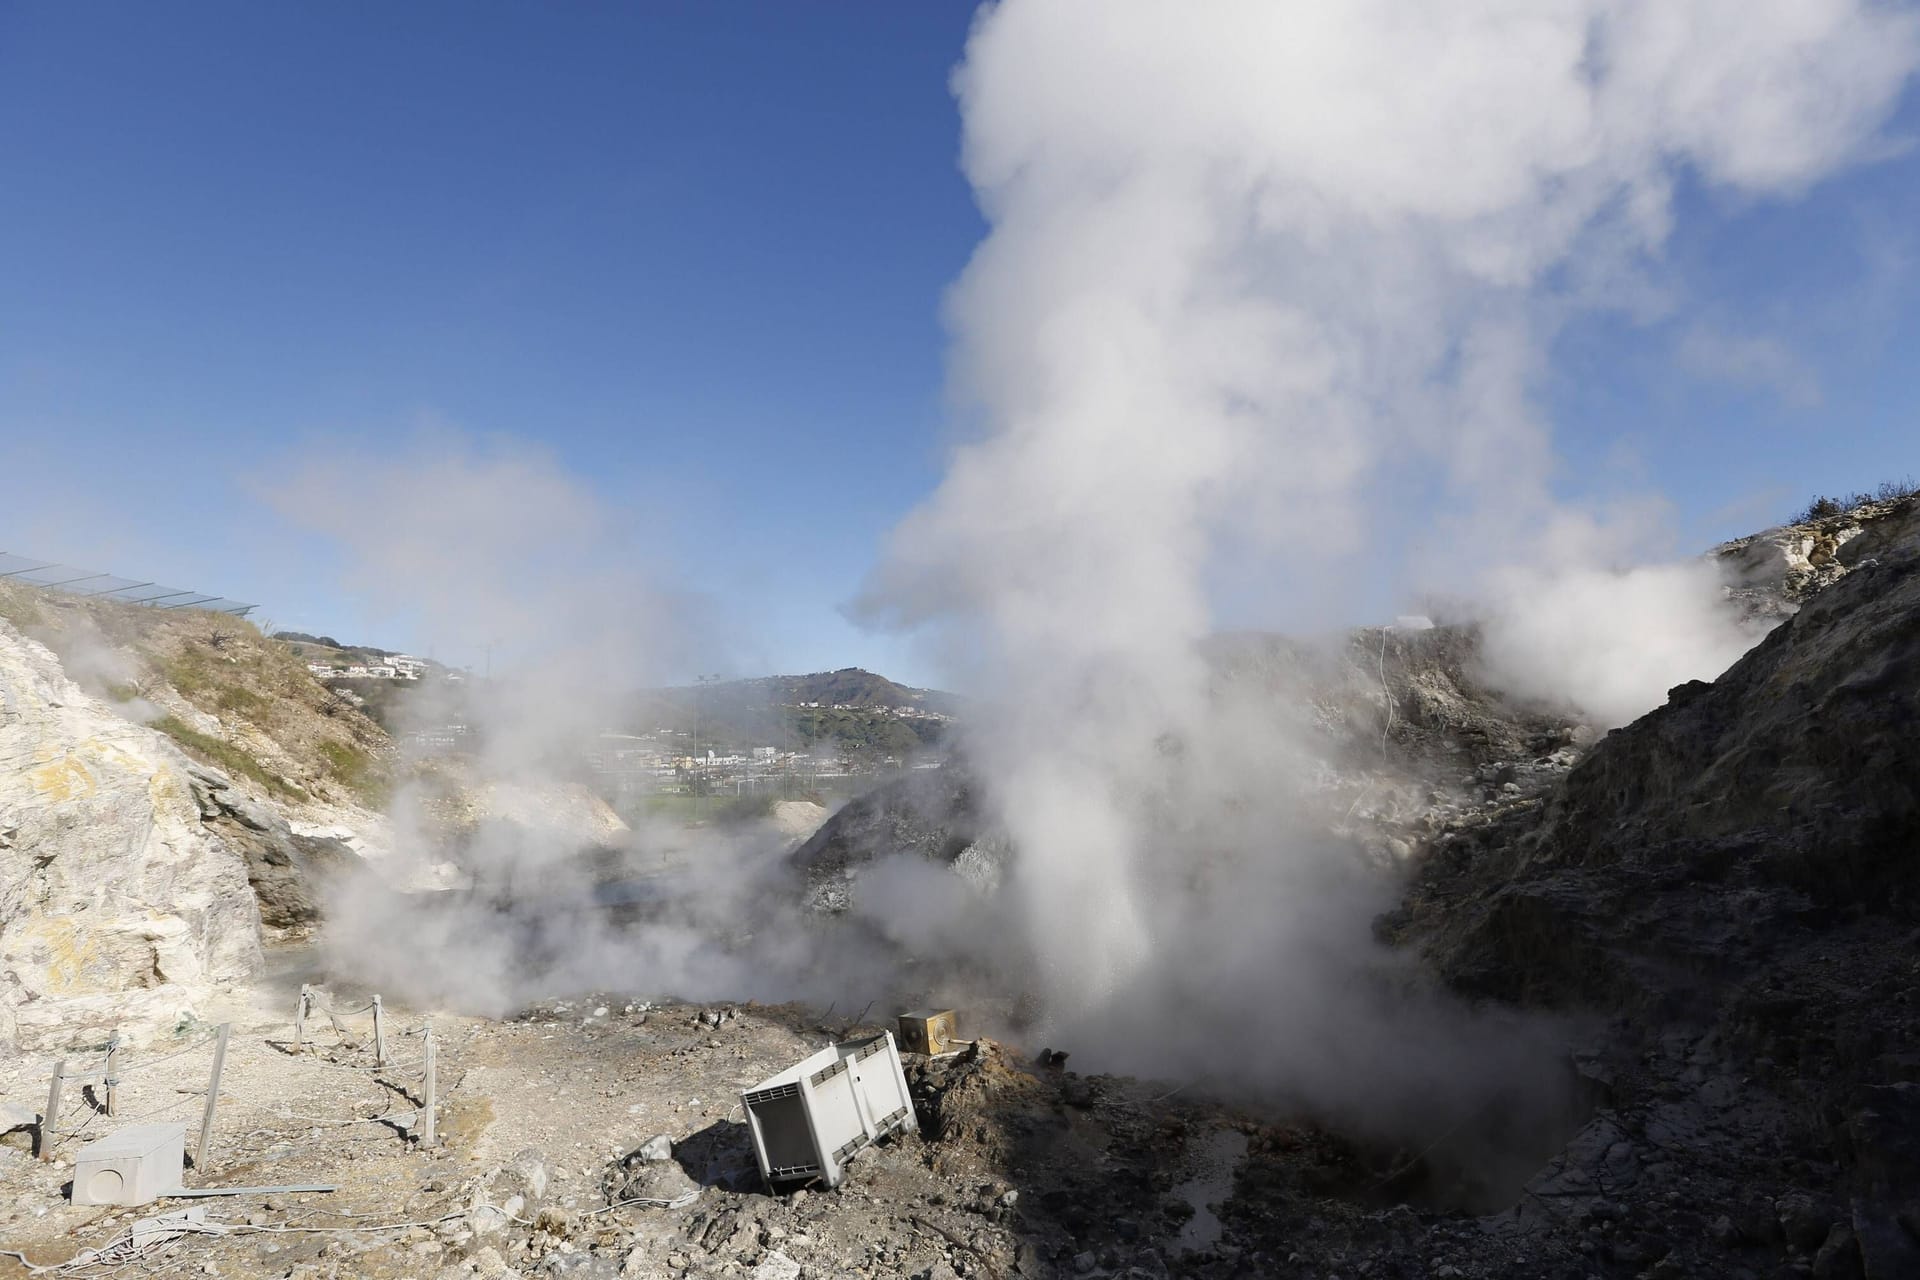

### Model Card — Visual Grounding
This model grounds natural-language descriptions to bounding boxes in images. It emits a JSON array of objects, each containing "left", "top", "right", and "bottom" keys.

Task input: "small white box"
[
  {"left": 72, "top": 1123, "right": 187, "bottom": 1206},
  {"left": 740, "top": 1031, "right": 914, "bottom": 1190}
]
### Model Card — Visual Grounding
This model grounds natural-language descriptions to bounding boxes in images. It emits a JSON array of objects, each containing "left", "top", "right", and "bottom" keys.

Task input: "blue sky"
[{"left": 2, "top": 3, "right": 1916, "bottom": 687}]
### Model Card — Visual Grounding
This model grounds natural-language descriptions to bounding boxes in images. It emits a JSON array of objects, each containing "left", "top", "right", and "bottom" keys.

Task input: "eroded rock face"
[
  {"left": 0, "top": 620, "right": 264, "bottom": 1049},
  {"left": 1383, "top": 546, "right": 1920, "bottom": 1270},
  {"left": 1714, "top": 494, "right": 1920, "bottom": 620},
  {"left": 184, "top": 766, "right": 368, "bottom": 928},
  {"left": 1406, "top": 544, "right": 1920, "bottom": 1015}
]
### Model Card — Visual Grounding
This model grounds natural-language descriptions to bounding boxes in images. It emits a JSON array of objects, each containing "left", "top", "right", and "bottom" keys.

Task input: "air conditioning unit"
[
  {"left": 72, "top": 1123, "right": 187, "bottom": 1206},
  {"left": 740, "top": 1031, "right": 914, "bottom": 1190}
]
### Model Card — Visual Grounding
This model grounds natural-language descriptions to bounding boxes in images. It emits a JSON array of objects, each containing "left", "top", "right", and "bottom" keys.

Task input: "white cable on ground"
[
  {"left": 584, "top": 1190, "right": 701, "bottom": 1215},
  {"left": 1378, "top": 625, "right": 1395, "bottom": 753}
]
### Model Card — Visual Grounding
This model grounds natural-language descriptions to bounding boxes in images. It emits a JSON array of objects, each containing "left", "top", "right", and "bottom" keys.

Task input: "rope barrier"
[
  {"left": 105, "top": 1094, "right": 201, "bottom": 1125},
  {"left": 251, "top": 1109, "right": 417, "bottom": 1129},
  {"left": 114, "top": 1032, "right": 222, "bottom": 1075},
  {"left": 326, "top": 1057, "right": 426, "bottom": 1077}
]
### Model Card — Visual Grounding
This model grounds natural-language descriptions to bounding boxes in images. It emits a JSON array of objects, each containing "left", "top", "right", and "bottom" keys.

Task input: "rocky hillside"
[
  {"left": 790, "top": 625, "right": 1590, "bottom": 914},
  {"left": 0, "top": 584, "right": 402, "bottom": 1048},
  {"left": 1382, "top": 534, "right": 1920, "bottom": 1276},
  {"left": 1, "top": 619, "right": 263, "bottom": 1049},
  {"left": 792, "top": 496, "right": 1920, "bottom": 913},
  {"left": 1715, "top": 491, "right": 1920, "bottom": 620},
  {"left": 0, "top": 581, "right": 391, "bottom": 816}
]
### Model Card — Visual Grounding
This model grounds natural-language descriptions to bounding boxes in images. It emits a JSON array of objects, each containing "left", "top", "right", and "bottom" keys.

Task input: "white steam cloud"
[
  {"left": 861, "top": 0, "right": 1918, "bottom": 1102},
  {"left": 264, "top": 433, "right": 778, "bottom": 1009},
  {"left": 1479, "top": 558, "right": 1761, "bottom": 728}
]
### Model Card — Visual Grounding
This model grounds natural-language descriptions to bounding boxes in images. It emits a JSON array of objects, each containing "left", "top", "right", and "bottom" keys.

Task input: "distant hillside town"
[{"left": 305, "top": 653, "right": 433, "bottom": 680}]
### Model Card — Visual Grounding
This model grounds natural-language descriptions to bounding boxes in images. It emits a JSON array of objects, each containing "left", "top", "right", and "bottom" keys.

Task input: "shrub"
[{"left": 1792, "top": 477, "right": 1918, "bottom": 525}]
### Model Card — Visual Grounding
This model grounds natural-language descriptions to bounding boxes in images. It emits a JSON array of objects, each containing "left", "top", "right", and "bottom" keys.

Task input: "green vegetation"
[
  {"left": 784, "top": 705, "right": 939, "bottom": 756},
  {"left": 317, "top": 738, "right": 390, "bottom": 808},
  {"left": 1794, "top": 478, "right": 1918, "bottom": 524},
  {"left": 216, "top": 686, "right": 267, "bottom": 715},
  {"left": 155, "top": 646, "right": 215, "bottom": 697},
  {"left": 321, "top": 675, "right": 435, "bottom": 734},
  {"left": 625, "top": 669, "right": 956, "bottom": 759},
  {"left": 0, "top": 588, "right": 45, "bottom": 630},
  {"left": 152, "top": 715, "right": 306, "bottom": 801},
  {"left": 637, "top": 789, "right": 817, "bottom": 826}
]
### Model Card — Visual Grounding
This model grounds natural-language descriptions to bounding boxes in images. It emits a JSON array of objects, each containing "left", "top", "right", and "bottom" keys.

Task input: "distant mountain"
[
  {"left": 729, "top": 668, "right": 963, "bottom": 716},
  {"left": 625, "top": 668, "right": 961, "bottom": 758}
]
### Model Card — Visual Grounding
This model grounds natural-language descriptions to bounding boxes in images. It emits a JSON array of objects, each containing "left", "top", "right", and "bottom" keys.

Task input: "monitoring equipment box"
[
  {"left": 740, "top": 1031, "right": 914, "bottom": 1190},
  {"left": 72, "top": 1123, "right": 187, "bottom": 1206},
  {"left": 896, "top": 1009, "right": 959, "bottom": 1057}
]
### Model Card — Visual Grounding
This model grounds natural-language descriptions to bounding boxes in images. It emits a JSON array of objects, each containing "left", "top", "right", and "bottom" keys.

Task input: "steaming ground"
[{"left": 8, "top": 498, "right": 1918, "bottom": 1278}]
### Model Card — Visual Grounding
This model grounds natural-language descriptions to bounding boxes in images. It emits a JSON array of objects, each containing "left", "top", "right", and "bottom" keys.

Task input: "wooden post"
[
  {"left": 40, "top": 1060, "right": 65, "bottom": 1161},
  {"left": 419, "top": 1025, "right": 437, "bottom": 1147},
  {"left": 103, "top": 1031, "right": 120, "bottom": 1117},
  {"left": 195, "top": 1023, "right": 230, "bottom": 1172},
  {"left": 294, "top": 984, "right": 309, "bottom": 1053},
  {"left": 372, "top": 994, "right": 388, "bottom": 1066}
]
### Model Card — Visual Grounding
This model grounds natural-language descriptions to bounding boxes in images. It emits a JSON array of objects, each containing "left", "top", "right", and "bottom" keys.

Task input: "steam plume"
[{"left": 862, "top": 0, "right": 1918, "bottom": 1093}]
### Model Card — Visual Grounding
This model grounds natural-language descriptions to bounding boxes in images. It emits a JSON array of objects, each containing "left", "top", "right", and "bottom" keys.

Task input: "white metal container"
[
  {"left": 740, "top": 1031, "right": 914, "bottom": 1190},
  {"left": 72, "top": 1123, "right": 187, "bottom": 1206}
]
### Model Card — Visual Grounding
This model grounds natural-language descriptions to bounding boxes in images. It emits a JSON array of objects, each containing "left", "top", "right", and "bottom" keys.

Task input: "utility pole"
[{"left": 694, "top": 674, "right": 720, "bottom": 813}]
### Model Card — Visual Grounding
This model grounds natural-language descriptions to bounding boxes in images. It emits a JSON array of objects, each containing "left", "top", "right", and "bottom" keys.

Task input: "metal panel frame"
[{"left": 0, "top": 553, "right": 253, "bottom": 616}]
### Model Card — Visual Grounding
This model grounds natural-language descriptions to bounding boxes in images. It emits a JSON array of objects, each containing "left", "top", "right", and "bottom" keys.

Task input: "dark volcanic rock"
[
  {"left": 788, "top": 766, "right": 1004, "bottom": 913},
  {"left": 188, "top": 766, "right": 370, "bottom": 927},
  {"left": 1386, "top": 545, "right": 1920, "bottom": 1267},
  {"left": 1404, "top": 545, "right": 1920, "bottom": 1016}
]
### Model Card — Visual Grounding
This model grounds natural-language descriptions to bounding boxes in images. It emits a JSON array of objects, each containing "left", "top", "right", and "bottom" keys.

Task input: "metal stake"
[
  {"left": 104, "top": 1031, "right": 120, "bottom": 1117},
  {"left": 196, "top": 1024, "right": 230, "bottom": 1172},
  {"left": 41, "top": 1060, "right": 65, "bottom": 1161},
  {"left": 420, "top": 1025, "right": 437, "bottom": 1147},
  {"left": 372, "top": 994, "right": 388, "bottom": 1066}
]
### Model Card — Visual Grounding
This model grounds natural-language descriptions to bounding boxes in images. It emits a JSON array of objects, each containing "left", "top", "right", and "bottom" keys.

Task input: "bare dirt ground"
[
  {"left": 4, "top": 943, "right": 1894, "bottom": 1280},
  {"left": 0, "top": 949, "right": 1299, "bottom": 1280}
]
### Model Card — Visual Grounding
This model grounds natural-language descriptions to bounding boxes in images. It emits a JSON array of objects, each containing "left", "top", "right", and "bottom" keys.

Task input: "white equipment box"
[
  {"left": 740, "top": 1031, "right": 914, "bottom": 1190},
  {"left": 73, "top": 1123, "right": 187, "bottom": 1206}
]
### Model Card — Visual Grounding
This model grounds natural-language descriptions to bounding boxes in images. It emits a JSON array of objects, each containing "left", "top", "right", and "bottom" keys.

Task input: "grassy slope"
[{"left": 0, "top": 581, "right": 391, "bottom": 809}]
